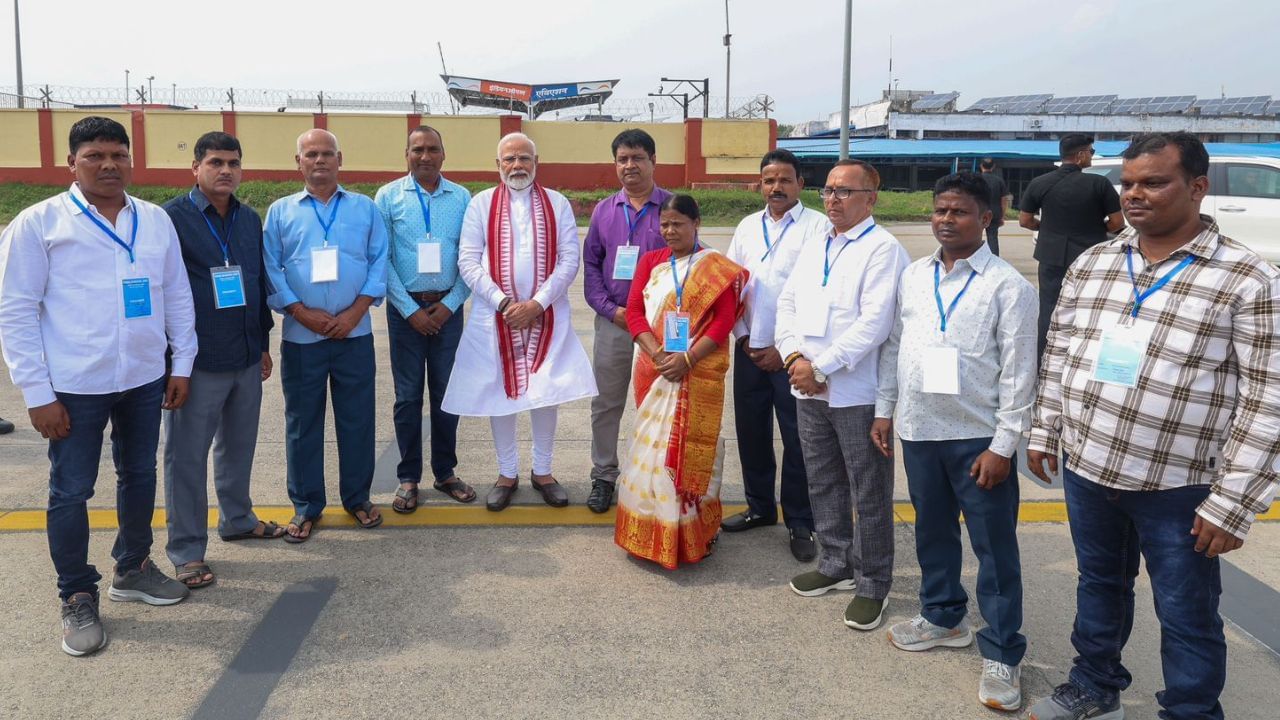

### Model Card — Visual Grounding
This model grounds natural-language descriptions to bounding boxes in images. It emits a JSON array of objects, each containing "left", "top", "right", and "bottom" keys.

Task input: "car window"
[
  {"left": 1226, "top": 164, "right": 1280, "bottom": 199},
  {"left": 1084, "top": 166, "right": 1121, "bottom": 182}
]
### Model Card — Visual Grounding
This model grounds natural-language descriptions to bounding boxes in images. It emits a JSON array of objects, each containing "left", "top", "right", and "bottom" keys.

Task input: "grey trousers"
[
  {"left": 798, "top": 400, "right": 895, "bottom": 600},
  {"left": 589, "top": 314, "right": 636, "bottom": 484},
  {"left": 163, "top": 363, "right": 263, "bottom": 566}
]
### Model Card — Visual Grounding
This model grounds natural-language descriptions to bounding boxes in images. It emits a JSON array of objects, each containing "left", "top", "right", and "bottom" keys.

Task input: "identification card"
[
  {"left": 921, "top": 346, "right": 960, "bottom": 395},
  {"left": 613, "top": 246, "right": 640, "bottom": 280},
  {"left": 1091, "top": 324, "right": 1151, "bottom": 388},
  {"left": 211, "top": 266, "right": 247, "bottom": 309},
  {"left": 417, "top": 241, "right": 442, "bottom": 274},
  {"left": 311, "top": 247, "right": 339, "bottom": 283},
  {"left": 663, "top": 311, "right": 690, "bottom": 352},
  {"left": 121, "top": 277, "right": 152, "bottom": 319},
  {"left": 798, "top": 300, "right": 830, "bottom": 337}
]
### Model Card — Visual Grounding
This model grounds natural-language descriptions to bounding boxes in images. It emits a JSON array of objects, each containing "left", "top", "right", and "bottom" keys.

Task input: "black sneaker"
[
  {"left": 61, "top": 592, "right": 107, "bottom": 656},
  {"left": 586, "top": 479, "right": 615, "bottom": 514},
  {"left": 1026, "top": 682, "right": 1123, "bottom": 720},
  {"left": 108, "top": 558, "right": 190, "bottom": 606},
  {"left": 0, "top": 416, "right": 14, "bottom": 435}
]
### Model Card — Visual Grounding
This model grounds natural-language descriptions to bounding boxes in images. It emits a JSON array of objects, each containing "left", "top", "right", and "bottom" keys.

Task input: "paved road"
[{"left": 0, "top": 224, "right": 1276, "bottom": 719}]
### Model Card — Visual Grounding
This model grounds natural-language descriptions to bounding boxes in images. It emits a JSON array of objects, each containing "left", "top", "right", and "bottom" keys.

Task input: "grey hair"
[
  {"left": 296, "top": 129, "right": 340, "bottom": 155},
  {"left": 496, "top": 132, "right": 536, "bottom": 158}
]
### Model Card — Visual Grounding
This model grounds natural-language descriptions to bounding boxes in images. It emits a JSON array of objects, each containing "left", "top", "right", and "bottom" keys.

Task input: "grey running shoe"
[
  {"left": 108, "top": 558, "right": 190, "bottom": 606},
  {"left": 844, "top": 596, "right": 888, "bottom": 630},
  {"left": 789, "top": 570, "right": 856, "bottom": 597},
  {"left": 1027, "top": 682, "right": 1123, "bottom": 720},
  {"left": 978, "top": 659, "right": 1022, "bottom": 711},
  {"left": 60, "top": 592, "right": 107, "bottom": 657},
  {"left": 887, "top": 614, "right": 975, "bottom": 651}
]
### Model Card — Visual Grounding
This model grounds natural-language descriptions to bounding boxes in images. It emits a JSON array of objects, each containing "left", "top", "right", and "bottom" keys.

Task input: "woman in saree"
[{"left": 614, "top": 194, "right": 748, "bottom": 569}]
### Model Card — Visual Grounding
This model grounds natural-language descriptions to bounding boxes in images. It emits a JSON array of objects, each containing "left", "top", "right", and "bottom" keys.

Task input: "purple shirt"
[{"left": 582, "top": 186, "right": 672, "bottom": 318}]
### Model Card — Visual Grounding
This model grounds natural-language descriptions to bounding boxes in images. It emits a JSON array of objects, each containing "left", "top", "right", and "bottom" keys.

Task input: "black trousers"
[
  {"left": 985, "top": 225, "right": 1001, "bottom": 257},
  {"left": 732, "top": 345, "right": 812, "bottom": 531},
  {"left": 1037, "top": 262, "right": 1069, "bottom": 361}
]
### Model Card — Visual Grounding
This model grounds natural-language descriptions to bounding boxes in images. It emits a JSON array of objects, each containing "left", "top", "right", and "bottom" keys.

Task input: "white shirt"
[
  {"left": 0, "top": 184, "right": 197, "bottom": 408},
  {"left": 726, "top": 203, "right": 829, "bottom": 348},
  {"left": 776, "top": 217, "right": 909, "bottom": 408},
  {"left": 875, "top": 243, "right": 1039, "bottom": 457},
  {"left": 441, "top": 185, "right": 598, "bottom": 416}
]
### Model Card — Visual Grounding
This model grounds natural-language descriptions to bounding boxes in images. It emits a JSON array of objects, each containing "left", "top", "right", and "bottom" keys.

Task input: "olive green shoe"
[
  {"left": 843, "top": 595, "right": 888, "bottom": 630},
  {"left": 789, "top": 570, "right": 856, "bottom": 597}
]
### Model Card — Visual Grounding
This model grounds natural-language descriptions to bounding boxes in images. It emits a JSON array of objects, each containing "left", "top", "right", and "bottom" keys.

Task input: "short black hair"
[
  {"left": 407, "top": 125, "right": 443, "bottom": 148},
  {"left": 1059, "top": 133, "right": 1094, "bottom": 159},
  {"left": 979, "top": 158, "right": 996, "bottom": 171},
  {"left": 611, "top": 128, "right": 656, "bottom": 158},
  {"left": 193, "top": 131, "right": 242, "bottom": 162},
  {"left": 660, "top": 193, "right": 701, "bottom": 221},
  {"left": 69, "top": 116, "right": 129, "bottom": 154},
  {"left": 759, "top": 148, "right": 802, "bottom": 177},
  {"left": 933, "top": 171, "right": 991, "bottom": 214},
  {"left": 1121, "top": 132, "right": 1209, "bottom": 180},
  {"left": 831, "top": 158, "right": 881, "bottom": 189}
]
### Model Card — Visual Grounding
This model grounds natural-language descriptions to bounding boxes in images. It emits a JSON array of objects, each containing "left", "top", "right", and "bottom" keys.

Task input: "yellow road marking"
[{"left": 0, "top": 502, "right": 1274, "bottom": 533}]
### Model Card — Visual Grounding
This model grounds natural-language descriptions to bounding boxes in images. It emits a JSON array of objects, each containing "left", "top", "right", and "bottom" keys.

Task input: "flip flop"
[
  {"left": 433, "top": 476, "right": 477, "bottom": 504},
  {"left": 346, "top": 501, "right": 383, "bottom": 529},
  {"left": 176, "top": 561, "right": 215, "bottom": 589},
  {"left": 392, "top": 485, "right": 419, "bottom": 514},
  {"left": 220, "top": 520, "right": 286, "bottom": 542},
  {"left": 284, "top": 514, "right": 318, "bottom": 544}
]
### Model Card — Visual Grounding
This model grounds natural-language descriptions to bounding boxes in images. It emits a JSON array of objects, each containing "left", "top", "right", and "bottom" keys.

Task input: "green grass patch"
[{"left": 0, "top": 181, "right": 944, "bottom": 225}]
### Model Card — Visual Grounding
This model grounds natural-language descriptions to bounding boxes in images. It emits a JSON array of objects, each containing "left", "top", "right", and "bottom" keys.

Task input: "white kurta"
[{"left": 442, "top": 185, "right": 598, "bottom": 416}]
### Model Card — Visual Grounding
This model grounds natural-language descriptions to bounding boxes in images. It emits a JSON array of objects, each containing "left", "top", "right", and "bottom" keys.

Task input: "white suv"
[{"left": 1086, "top": 155, "right": 1280, "bottom": 264}]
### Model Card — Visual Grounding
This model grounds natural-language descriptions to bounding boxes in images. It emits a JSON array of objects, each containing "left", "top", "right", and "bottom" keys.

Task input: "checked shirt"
[{"left": 1028, "top": 216, "right": 1280, "bottom": 538}]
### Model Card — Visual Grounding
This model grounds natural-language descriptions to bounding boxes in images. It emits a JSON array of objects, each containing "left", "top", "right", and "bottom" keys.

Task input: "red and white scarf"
[{"left": 487, "top": 182, "right": 558, "bottom": 399}]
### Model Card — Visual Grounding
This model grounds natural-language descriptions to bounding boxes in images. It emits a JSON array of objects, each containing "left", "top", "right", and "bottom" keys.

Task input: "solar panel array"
[
  {"left": 910, "top": 92, "right": 959, "bottom": 111},
  {"left": 1195, "top": 96, "right": 1272, "bottom": 116},
  {"left": 1042, "top": 95, "right": 1118, "bottom": 114},
  {"left": 1267, "top": 100, "right": 1280, "bottom": 116},
  {"left": 1110, "top": 96, "right": 1197, "bottom": 114},
  {"left": 966, "top": 94, "right": 1052, "bottom": 112}
]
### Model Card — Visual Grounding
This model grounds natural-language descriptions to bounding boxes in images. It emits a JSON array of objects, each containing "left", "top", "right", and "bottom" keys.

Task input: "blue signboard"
[{"left": 532, "top": 84, "right": 579, "bottom": 102}]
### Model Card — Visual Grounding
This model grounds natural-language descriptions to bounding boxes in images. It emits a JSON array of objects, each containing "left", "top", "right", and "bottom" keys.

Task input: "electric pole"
[
  {"left": 839, "top": 0, "right": 852, "bottom": 159},
  {"left": 723, "top": 0, "right": 732, "bottom": 118}
]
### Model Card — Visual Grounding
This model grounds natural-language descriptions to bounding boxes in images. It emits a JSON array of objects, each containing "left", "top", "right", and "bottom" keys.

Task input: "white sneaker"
[
  {"left": 886, "top": 614, "right": 974, "bottom": 651},
  {"left": 978, "top": 659, "right": 1021, "bottom": 711}
]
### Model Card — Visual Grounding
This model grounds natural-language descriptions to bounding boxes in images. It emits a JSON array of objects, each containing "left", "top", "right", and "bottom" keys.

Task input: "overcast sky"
[{"left": 1, "top": 0, "right": 1275, "bottom": 123}]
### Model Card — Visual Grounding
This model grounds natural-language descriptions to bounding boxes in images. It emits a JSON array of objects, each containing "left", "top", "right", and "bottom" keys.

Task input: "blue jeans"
[
  {"left": 1063, "top": 465, "right": 1225, "bottom": 720},
  {"left": 47, "top": 377, "right": 165, "bottom": 600},
  {"left": 387, "top": 303, "right": 462, "bottom": 484},
  {"left": 280, "top": 335, "right": 376, "bottom": 518},
  {"left": 901, "top": 437, "right": 1024, "bottom": 665}
]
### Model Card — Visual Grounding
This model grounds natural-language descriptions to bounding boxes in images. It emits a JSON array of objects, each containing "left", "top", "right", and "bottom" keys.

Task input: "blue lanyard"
[
  {"left": 189, "top": 195, "right": 237, "bottom": 266},
  {"left": 411, "top": 182, "right": 433, "bottom": 236},
  {"left": 760, "top": 212, "right": 795, "bottom": 262},
  {"left": 933, "top": 261, "right": 979, "bottom": 333},
  {"left": 68, "top": 191, "right": 139, "bottom": 264},
  {"left": 308, "top": 193, "right": 342, "bottom": 245},
  {"left": 669, "top": 249, "right": 698, "bottom": 309},
  {"left": 823, "top": 223, "right": 876, "bottom": 287},
  {"left": 1125, "top": 245, "right": 1195, "bottom": 319},
  {"left": 623, "top": 203, "right": 649, "bottom": 246}
]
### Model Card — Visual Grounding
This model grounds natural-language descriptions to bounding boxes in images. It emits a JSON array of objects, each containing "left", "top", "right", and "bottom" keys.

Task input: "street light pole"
[
  {"left": 147, "top": 76, "right": 154, "bottom": 105},
  {"left": 723, "top": 0, "right": 732, "bottom": 119},
  {"left": 13, "top": 0, "right": 24, "bottom": 108},
  {"left": 839, "top": 0, "right": 852, "bottom": 159},
  {"left": 125, "top": 69, "right": 130, "bottom": 105}
]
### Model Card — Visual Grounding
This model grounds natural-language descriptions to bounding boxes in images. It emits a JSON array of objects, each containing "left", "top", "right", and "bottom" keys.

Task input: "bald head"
[{"left": 296, "top": 129, "right": 342, "bottom": 194}]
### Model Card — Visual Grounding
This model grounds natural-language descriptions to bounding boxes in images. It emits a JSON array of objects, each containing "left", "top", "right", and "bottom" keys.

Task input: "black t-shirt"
[
  {"left": 1021, "top": 164, "right": 1121, "bottom": 266},
  {"left": 980, "top": 171, "right": 1008, "bottom": 227}
]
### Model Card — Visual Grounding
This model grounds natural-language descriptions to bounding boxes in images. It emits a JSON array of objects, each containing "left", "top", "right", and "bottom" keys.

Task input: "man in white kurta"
[{"left": 443, "top": 133, "right": 597, "bottom": 510}]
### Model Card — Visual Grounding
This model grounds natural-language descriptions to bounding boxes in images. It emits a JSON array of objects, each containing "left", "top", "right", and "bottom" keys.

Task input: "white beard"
[{"left": 503, "top": 169, "right": 536, "bottom": 191}]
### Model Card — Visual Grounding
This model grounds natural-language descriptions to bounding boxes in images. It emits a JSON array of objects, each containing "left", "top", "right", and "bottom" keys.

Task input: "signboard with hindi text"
[{"left": 442, "top": 76, "right": 619, "bottom": 117}]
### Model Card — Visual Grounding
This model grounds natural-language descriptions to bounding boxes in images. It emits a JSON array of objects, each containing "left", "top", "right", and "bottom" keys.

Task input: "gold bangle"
[{"left": 683, "top": 351, "right": 693, "bottom": 367}]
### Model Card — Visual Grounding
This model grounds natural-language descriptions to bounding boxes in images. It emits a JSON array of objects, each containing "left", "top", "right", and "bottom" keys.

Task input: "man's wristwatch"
[{"left": 813, "top": 367, "right": 828, "bottom": 384}]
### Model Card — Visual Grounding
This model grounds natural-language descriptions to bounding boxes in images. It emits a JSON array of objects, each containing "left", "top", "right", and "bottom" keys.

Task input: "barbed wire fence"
[{"left": 0, "top": 85, "right": 776, "bottom": 121}]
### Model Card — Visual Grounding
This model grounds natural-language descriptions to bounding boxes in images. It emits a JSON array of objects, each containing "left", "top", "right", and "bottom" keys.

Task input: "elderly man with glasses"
[
  {"left": 775, "top": 159, "right": 910, "bottom": 632},
  {"left": 442, "top": 133, "right": 597, "bottom": 511}
]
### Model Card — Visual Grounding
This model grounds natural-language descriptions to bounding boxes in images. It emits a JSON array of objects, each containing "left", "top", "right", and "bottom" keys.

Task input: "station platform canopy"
[
  {"left": 441, "top": 75, "right": 619, "bottom": 118},
  {"left": 779, "top": 138, "right": 1280, "bottom": 161}
]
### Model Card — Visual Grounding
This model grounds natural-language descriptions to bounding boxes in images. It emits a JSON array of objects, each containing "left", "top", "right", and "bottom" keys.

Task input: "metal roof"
[{"left": 777, "top": 138, "right": 1280, "bottom": 161}]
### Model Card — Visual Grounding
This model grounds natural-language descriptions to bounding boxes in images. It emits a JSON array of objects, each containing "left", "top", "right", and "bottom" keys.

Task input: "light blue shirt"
[
  {"left": 263, "top": 186, "right": 388, "bottom": 344},
  {"left": 373, "top": 173, "right": 471, "bottom": 317}
]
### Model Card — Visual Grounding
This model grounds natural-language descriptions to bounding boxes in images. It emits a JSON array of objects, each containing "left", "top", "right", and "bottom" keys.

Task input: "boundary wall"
[{"left": 0, "top": 109, "right": 776, "bottom": 189}]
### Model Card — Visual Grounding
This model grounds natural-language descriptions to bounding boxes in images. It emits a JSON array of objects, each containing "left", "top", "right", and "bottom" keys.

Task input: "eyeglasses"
[
  {"left": 499, "top": 154, "right": 535, "bottom": 165},
  {"left": 819, "top": 187, "right": 874, "bottom": 200}
]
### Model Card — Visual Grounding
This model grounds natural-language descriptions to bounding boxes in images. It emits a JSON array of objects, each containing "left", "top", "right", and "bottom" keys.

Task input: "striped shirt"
[{"left": 1028, "top": 216, "right": 1280, "bottom": 538}]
